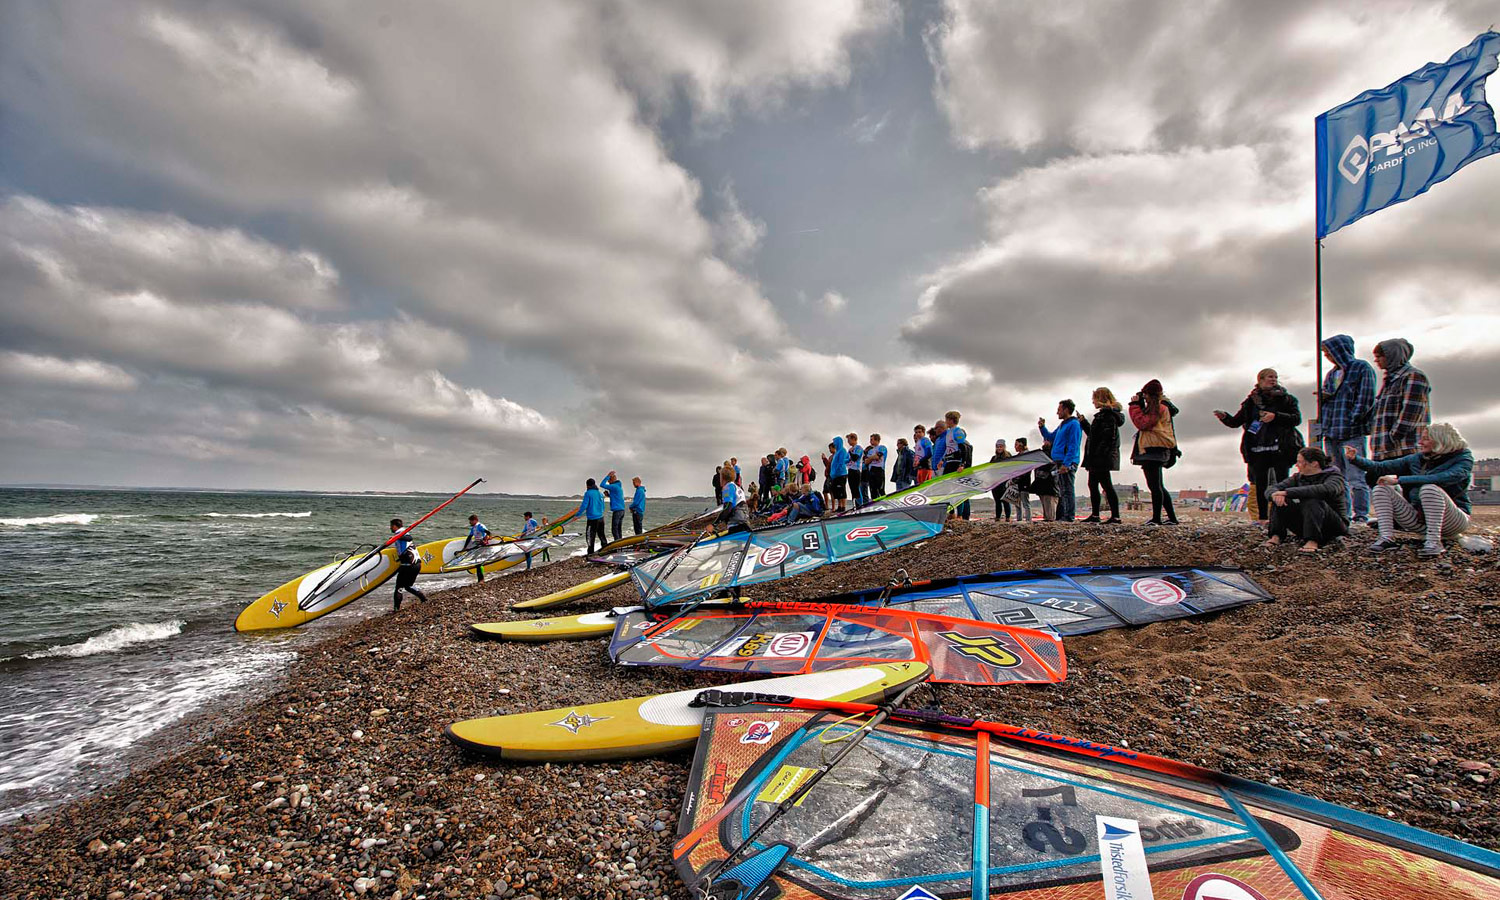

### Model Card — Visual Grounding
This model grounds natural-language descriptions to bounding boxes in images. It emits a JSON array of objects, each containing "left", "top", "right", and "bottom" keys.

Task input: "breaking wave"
[
  {"left": 25, "top": 621, "right": 186, "bottom": 660},
  {"left": 203, "top": 511, "right": 312, "bottom": 519},
  {"left": 0, "top": 514, "right": 99, "bottom": 527}
]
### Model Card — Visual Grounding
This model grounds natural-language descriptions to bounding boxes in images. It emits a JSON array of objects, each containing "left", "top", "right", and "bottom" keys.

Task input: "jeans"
[
  {"left": 631, "top": 510, "right": 644, "bottom": 534},
  {"left": 865, "top": 468, "right": 886, "bottom": 500},
  {"left": 850, "top": 470, "right": 867, "bottom": 506},
  {"left": 1013, "top": 492, "right": 1032, "bottom": 522},
  {"left": 1054, "top": 466, "right": 1076, "bottom": 521},
  {"left": 894, "top": 476, "right": 915, "bottom": 492},
  {"left": 1321, "top": 436, "right": 1371, "bottom": 520},
  {"left": 586, "top": 518, "right": 606, "bottom": 554}
]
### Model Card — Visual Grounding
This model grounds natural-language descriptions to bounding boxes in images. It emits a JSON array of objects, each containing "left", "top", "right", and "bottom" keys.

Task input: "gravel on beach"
[{"left": 2, "top": 510, "right": 1497, "bottom": 899}]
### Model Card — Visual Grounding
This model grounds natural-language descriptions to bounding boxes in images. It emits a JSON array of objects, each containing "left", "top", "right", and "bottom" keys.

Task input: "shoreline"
[{"left": 3, "top": 512, "right": 1496, "bottom": 898}]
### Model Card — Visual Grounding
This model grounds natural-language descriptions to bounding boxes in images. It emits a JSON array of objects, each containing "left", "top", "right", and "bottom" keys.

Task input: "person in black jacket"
[
  {"left": 1213, "top": 368, "right": 1302, "bottom": 522},
  {"left": 989, "top": 439, "right": 1013, "bottom": 520},
  {"left": 1031, "top": 441, "right": 1058, "bottom": 521},
  {"left": 1011, "top": 437, "right": 1033, "bottom": 522},
  {"left": 1265, "top": 447, "right": 1348, "bottom": 552},
  {"left": 1078, "top": 387, "right": 1124, "bottom": 524}
]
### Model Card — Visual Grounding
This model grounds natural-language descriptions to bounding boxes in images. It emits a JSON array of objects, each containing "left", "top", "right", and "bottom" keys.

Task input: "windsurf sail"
[
  {"left": 607, "top": 602, "right": 1066, "bottom": 686},
  {"left": 676, "top": 696, "right": 1500, "bottom": 900},
  {"left": 588, "top": 538, "right": 695, "bottom": 567},
  {"left": 631, "top": 505, "right": 948, "bottom": 607},
  {"left": 596, "top": 507, "right": 721, "bottom": 554},
  {"left": 443, "top": 531, "right": 579, "bottom": 571},
  {"left": 807, "top": 566, "right": 1273, "bottom": 637},
  {"left": 854, "top": 450, "right": 1051, "bottom": 515}
]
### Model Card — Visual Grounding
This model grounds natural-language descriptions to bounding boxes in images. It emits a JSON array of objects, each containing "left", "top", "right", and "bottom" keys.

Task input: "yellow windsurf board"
[
  {"left": 512, "top": 570, "right": 631, "bottom": 610},
  {"left": 235, "top": 548, "right": 402, "bottom": 631},
  {"left": 445, "top": 662, "right": 929, "bottom": 761},
  {"left": 469, "top": 610, "right": 623, "bottom": 642}
]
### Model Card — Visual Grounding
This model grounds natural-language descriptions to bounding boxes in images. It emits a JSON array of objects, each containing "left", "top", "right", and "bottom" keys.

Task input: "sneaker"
[
  {"left": 1103, "top": 517, "right": 1122, "bottom": 525},
  {"left": 1366, "top": 538, "right": 1401, "bottom": 554},
  {"left": 1081, "top": 515, "right": 1101, "bottom": 524},
  {"left": 1144, "top": 519, "right": 1161, "bottom": 527},
  {"left": 1416, "top": 544, "right": 1445, "bottom": 560}
]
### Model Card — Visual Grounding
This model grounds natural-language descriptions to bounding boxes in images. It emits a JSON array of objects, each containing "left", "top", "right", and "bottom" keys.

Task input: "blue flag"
[{"left": 1317, "top": 32, "right": 1500, "bottom": 238}]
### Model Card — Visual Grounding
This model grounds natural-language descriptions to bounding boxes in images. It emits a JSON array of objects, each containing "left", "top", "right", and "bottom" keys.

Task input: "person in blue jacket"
[
  {"left": 826, "top": 436, "right": 850, "bottom": 513},
  {"left": 1039, "top": 400, "right": 1083, "bottom": 521},
  {"left": 717, "top": 464, "right": 750, "bottom": 531},
  {"left": 1348, "top": 423, "right": 1473, "bottom": 559},
  {"left": 863, "top": 435, "right": 888, "bottom": 501},
  {"left": 601, "top": 470, "right": 627, "bottom": 542},
  {"left": 629, "top": 477, "right": 647, "bottom": 535},
  {"left": 579, "top": 478, "right": 606, "bottom": 555},
  {"left": 845, "top": 433, "right": 865, "bottom": 507},
  {"left": 520, "top": 511, "right": 550, "bottom": 570},
  {"left": 462, "top": 514, "right": 491, "bottom": 582}
]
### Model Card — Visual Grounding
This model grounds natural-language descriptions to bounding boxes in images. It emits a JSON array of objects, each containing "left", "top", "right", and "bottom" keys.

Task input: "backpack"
[{"left": 961, "top": 440, "right": 974, "bottom": 468}]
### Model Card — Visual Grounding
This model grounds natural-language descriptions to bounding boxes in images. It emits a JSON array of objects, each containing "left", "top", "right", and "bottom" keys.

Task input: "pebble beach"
[{"left": 2, "top": 511, "right": 1497, "bottom": 900}]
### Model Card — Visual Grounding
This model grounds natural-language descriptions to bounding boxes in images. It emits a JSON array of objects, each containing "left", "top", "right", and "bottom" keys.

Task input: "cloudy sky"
[{"left": 1, "top": 1, "right": 1496, "bottom": 496}]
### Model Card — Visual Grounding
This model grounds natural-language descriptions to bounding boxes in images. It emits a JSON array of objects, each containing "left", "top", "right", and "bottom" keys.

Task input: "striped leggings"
[{"left": 1370, "top": 484, "right": 1469, "bottom": 546}]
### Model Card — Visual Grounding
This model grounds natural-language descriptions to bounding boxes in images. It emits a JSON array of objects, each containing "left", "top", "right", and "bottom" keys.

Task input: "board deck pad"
[{"left": 444, "top": 663, "right": 929, "bottom": 761}]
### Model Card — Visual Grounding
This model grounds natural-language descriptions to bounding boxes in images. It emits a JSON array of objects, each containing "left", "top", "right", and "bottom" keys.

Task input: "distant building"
[
  {"left": 1474, "top": 458, "right": 1500, "bottom": 493},
  {"left": 1177, "top": 489, "right": 1209, "bottom": 501}
]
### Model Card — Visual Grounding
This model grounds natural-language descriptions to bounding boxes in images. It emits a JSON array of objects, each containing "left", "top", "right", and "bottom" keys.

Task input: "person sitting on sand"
[
  {"left": 390, "top": 518, "right": 429, "bottom": 610},
  {"left": 1265, "top": 447, "right": 1347, "bottom": 553},
  {"left": 785, "top": 483, "right": 826, "bottom": 524},
  {"left": 463, "top": 514, "right": 491, "bottom": 582},
  {"left": 1347, "top": 423, "right": 1473, "bottom": 560}
]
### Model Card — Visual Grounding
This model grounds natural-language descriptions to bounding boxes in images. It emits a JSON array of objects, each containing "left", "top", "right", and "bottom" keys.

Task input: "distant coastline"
[{"left": 1, "top": 483, "right": 715, "bottom": 503}]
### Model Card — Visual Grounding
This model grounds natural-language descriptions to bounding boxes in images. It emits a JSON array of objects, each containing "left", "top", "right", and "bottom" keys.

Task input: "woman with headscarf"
[
  {"left": 1129, "top": 379, "right": 1180, "bottom": 525},
  {"left": 1369, "top": 338, "right": 1432, "bottom": 463},
  {"left": 1348, "top": 423, "right": 1471, "bottom": 559},
  {"left": 1213, "top": 368, "right": 1303, "bottom": 521}
]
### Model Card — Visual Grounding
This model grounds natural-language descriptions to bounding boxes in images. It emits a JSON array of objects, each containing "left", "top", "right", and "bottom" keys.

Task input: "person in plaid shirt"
[
  {"left": 1318, "top": 334, "right": 1376, "bottom": 523},
  {"left": 1369, "top": 338, "right": 1431, "bottom": 463}
]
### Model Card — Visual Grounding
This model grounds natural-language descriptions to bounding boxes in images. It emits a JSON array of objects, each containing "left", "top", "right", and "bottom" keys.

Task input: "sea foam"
[
  {"left": 0, "top": 513, "right": 99, "bottom": 527},
  {"left": 203, "top": 511, "right": 312, "bottom": 519},
  {"left": 26, "top": 620, "right": 186, "bottom": 660}
]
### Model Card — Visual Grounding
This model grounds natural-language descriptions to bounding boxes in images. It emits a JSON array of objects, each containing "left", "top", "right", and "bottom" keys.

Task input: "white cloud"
[
  {"left": 850, "top": 110, "right": 891, "bottom": 143},
  {"left": 819, "top": 290, "right": 850, "bottom": 313},
  {"left": 712, "top": 182, "right": 767, "bottom": 263},
  {"left": 0, "top": 352, "right": 138, "bottom": 392}
]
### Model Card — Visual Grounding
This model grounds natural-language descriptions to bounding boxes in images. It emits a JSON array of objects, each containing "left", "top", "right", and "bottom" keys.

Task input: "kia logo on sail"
[{"left": 1131, "top": 578, "right": 1185, "bottom": 606}]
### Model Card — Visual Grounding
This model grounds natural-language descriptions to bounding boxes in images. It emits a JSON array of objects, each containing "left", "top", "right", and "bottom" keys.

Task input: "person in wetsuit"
[{"left": 390, "top": 517, "right": 429, "bottom": 610}]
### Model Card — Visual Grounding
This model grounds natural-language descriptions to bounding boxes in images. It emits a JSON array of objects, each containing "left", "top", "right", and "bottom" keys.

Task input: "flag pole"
[{"left": 1313, "top": 235, "right": 1323, "bottom": 446}]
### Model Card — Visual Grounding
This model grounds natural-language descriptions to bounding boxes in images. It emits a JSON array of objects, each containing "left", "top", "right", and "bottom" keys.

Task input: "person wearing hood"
[
  {"left": 826, "top": 436, "right": 850, "bottom": 513},
  {"left": 1213, "top": 368, "right": 1303, "bottom": 521},
  {"left": 1265, "top": 447, "right": 1348, "bottom": 552},
  {"left": 1318, "top": 334, "right": 1377, "bottom": 524},
  {"left": 1079, "top": 387, "right": 1124, "bottom": 524},
  {"left": 1370, "top": 338, "right": 1431, "bottom": 462},
  {"left": 1130, "top": 379, "right": 1180, "bottom": 525},
  {"left": 578, "top": 478, "right": 607, "bottom": 555},
  {"left": 1348, "top": 422, "right": 1471, "bottom": 559},
  {"left": 797, "top": 454, "right": 815, "bottom": 485}
]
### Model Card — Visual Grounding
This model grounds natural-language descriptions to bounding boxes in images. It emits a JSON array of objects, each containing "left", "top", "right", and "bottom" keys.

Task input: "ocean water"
[{"left": 0, "top": 487, "right": 707, "bottom": 823}]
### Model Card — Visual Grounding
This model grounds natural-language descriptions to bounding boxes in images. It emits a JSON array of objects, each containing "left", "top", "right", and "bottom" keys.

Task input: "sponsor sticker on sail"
[
  {"left": 1132, "top": 577, "right": 1186, "bottom": 606},
  {"left": 1096, "top": 816, "right": 1155, "bottom": 900}
]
